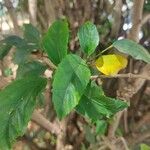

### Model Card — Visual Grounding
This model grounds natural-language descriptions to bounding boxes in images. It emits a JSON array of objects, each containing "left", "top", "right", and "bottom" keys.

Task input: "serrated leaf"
[
  {"left": 78, "top": 22, "right": 99, "bottom": 56},
  {"left": 0, "top": 76, "right": 47, "bottom": 149},
  {"left": 17, "top": 61, "right": 47, "bottom": 79},
  {"left": 76, "top": 82, "right": 128, "bottom": 120},
  {"left": 113, "top": 39, "right": 150, "bottom": 63},
  {"left": 42, "top": 20, "right": 69, "bottom": 65},
  {"left": 52, "top": 54, "right": 91, "bottom": 119}
]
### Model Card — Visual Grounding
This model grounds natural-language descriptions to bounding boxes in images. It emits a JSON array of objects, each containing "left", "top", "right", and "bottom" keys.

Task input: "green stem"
[
  {"left": 86, "top": 45, "right": 113, "bottom": 63},
  {"left": 96, "top": 45, "right": 113, "bottom": 57}
]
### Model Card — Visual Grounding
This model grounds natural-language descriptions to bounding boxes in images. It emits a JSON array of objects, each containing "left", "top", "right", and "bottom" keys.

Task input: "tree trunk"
[
  {"left": 4, "top": 0, "right": 21, "bottom": 35},
  {"left": 28, "top": 0, "right": 37, "bottom": 26}
]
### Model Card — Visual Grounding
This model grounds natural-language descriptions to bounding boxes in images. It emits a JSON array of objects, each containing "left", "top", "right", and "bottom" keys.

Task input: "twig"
[
  {"left": 91, "top": 73, "right": 150, "bottom": 80},
  {"left": 133, "top": 112, "right": 150, "bottom": 132},
  {"left": 31, "top": 110, "right": 61, "bottom": 136},
  {"left": 89, "top": 45, "right": 113, "bottom": 62},
  {"left": 56, "top": 118, "right": 68, "bottom": 150},
  {"left": 44, "top": 80, "right": 51, "bottom": 117},
  {"left": 107, "top": 111, "right": 124, "bottom": 138},
  {"left": 124, "top": 109, "right": 129, "bottom": 133},
  {"left": 126, "top": 130, "right": 150, "bottom": 146},
  {"left": 42, "top": 57, "right": 57, "bottom": 70}
]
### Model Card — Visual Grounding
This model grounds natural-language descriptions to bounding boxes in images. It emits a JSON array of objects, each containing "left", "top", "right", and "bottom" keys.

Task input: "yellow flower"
[{"left": 95, "top": 54, "right": 128, "bottom": 75}]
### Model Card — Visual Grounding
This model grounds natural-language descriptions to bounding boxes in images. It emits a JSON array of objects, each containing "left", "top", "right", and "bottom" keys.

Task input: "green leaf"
[
  {"left": 76, "top": 82, "right": 128, "bottom": 120},
  {"left": 78, "top": 21, "right": 99, "bottom": 56},
  {"left": 52, "top": 54, "right": 91, "bottom": 119},
  {"left": 14, "top": 43, "right": 38, "bottom": 64},
  {"left": 3, "top": 35, "right": 25, "bottom": 47},
  {"left": 0, "top": 42, "right": 12, "bottom": 60},
  {"left": 140, "top": 144, "right": 150, "bottom": 150},
  {"left": 2, "top": 35, "right": 31, "bottom": 64},
  {"left": 113, "top": 39, "right": 150, "bottom": 63},
  {"left": 84, "top": 125, "right": 96, "bottom": 144},
  {"left": 95, "top": 120, "right": 107, "bottom": 135},
  {"left": 23, "top": 24, "right": 40, "bottom": 44},
  {"left": 144, "top": 0, "right": 150, "bottom": 12},
  {"left": 0, "top": 76, "right": 47, "bottom": 149},
  {"left": 17, "top": 61, "right": 47, "bottom": 79},
  {"left": 42, "top": 20, "right": 69, "bottom": 65},
  {"left": 4, "top": 68, "right": 13, "bottom": 77},
  {"left": 1, "top": 35, "right": 39, "bottom": 64},
  {"left": 0, "top": 35, "right": 26, "bottom": 60}
]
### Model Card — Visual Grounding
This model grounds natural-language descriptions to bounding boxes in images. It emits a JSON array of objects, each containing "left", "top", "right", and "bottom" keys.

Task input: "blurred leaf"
[
  {"left": 116, "top": 127, "right": 123, "bottom": 136},
  {"left": 36, "top": 92, "right": 45, "bottom": 107},
  {"left": 81, "top": 144, "right": 87, "bottom": 150},
  {"left": 4, "top": 35, "right": 25, "bottom": 47},
  {"left": 17, "top": 61, "right": 47, "bottom": 79},
  {"left": 76, "top": 82, "right": 128, "bottom": 120},
  {"left": 0, "top": 35, "right": 26, "bottom": 61},
  {"left": 52, "top": 54, "right": 91, "bottom": 119},
  {"left": 0, "top": 42, "right": 12, "bottom": 60},
  {"left": 144, "top": 1, "right": 150, "bottom": 12},
  {"left": 140, "top": 144, "right": 150, "bottom": 150},
  {"left": 4, "top": 68, "right": 13, "bottom": 77},
  {"left": 14, "top": 43, "right": 39, "bottom": 64},
  {"left": 85, "top": 125, "right": 96, "bottom": 144},
  {"left": 113, "top": 39, "right": 150, "bottom": 63},
  {"left": 23, "top": 24, "right": 40, "bottom": 44},
  {"left": 78, "top": 22, "right": 99, "bottom": 56},
  {"left": 42, "top": 20, "right": 69, "bottom": 65},
  {"left": 95, "top": 54, "right": 128, "bottom": 75},
  {"left": 14, "top": 46, "right": 31, "bottom": 64},
  {"left": 96, "top": 120, "right": 107, "bottom": 135},
  {"left": 0, "top": 76, "right": 47, "bottom": 149},
  {"left": 1, "top": 35, "right": 33, "bottom": 64}
]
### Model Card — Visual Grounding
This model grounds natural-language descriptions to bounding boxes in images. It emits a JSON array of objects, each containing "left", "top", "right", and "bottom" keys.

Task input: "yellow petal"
[{"left": 95, "top": 54, "right": 128, "bottom": 75}]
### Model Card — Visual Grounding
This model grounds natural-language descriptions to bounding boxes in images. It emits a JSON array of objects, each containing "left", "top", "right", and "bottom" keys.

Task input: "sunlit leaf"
[
  {"left": 95, "top": 54, "right": 128, "bottom": 75},
  {"left": 140, "top": 144, "right": 150, "bottom": 150}
]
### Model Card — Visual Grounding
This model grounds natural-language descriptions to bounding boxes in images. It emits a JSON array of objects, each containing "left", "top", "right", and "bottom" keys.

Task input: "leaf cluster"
[{"left": 0, "top": 20, "right": 150, "bottom": 149}]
